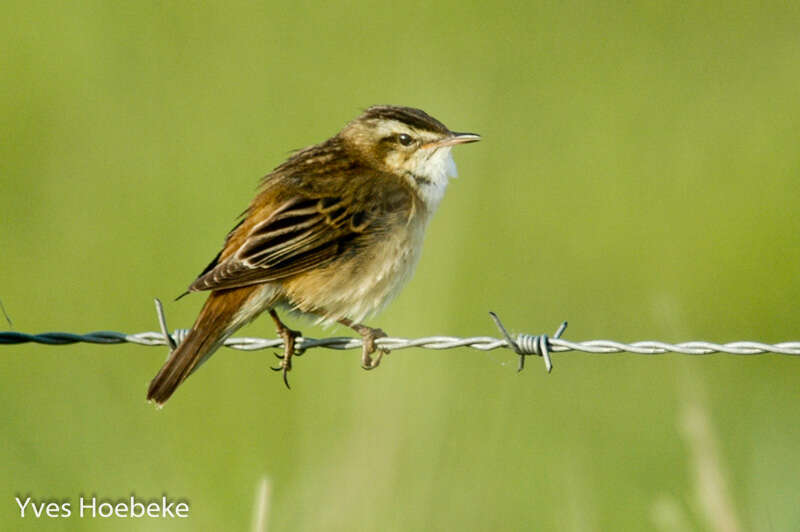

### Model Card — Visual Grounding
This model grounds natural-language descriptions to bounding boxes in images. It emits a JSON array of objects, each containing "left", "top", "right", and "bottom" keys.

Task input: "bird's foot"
[
  {"left": 353, "top": 324, "right": 389, "bottom": 370},
  {"left": 269, "top": 309, "right": 302, "bottom": 389}
]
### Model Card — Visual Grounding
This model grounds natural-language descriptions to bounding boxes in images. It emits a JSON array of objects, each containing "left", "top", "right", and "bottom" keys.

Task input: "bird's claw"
[
  {"left": 358, "top": 327, "right": 389, "bottom": 370},
  {"left": 269, "top": 352, "right": 292, "bottom": 389},
  {"left": 268, "top": 310, "right": 300, "bottom": 390}
]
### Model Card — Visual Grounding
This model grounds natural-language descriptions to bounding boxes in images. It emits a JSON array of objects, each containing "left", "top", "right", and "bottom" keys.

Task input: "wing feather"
[{"left": 188, "top": 196, "right": 366, "bottom": 292}]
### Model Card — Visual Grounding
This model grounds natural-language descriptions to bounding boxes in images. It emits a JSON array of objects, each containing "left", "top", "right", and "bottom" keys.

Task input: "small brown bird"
[{"left": 147, "top": 105, "right": 480, "bottom": 404}]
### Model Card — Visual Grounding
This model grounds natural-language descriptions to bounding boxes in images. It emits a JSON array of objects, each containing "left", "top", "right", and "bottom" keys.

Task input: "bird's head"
[{"left": 340, "top": 105, "right": 480, "bottom": 209}]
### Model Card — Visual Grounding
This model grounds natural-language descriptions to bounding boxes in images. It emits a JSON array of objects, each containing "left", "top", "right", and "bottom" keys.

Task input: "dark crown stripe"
[{"left": 361, "top": 105, "right": 449, "bottom": 134}]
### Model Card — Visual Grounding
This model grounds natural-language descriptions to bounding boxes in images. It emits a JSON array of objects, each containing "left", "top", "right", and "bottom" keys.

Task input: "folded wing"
[{"left": 189, "top": 196, "right": 369, "bottom": 292}]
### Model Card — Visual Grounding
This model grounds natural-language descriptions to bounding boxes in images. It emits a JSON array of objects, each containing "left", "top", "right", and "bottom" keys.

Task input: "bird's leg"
[
  {"left": 269, "top": 309, "right": 302, "bottom": 389},
  {"left": 338, "top": 318, "right": 389, "bottom": 370}
]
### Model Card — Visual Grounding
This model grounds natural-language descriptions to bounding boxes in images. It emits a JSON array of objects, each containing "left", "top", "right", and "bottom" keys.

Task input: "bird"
[{"left": 146, "top": 105, "right": 480, "bottom": 405}]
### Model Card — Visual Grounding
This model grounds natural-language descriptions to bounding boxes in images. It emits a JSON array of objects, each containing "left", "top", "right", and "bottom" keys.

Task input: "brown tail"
[{"left": 147, "top": 286, "right": 260, "bottom": 405}]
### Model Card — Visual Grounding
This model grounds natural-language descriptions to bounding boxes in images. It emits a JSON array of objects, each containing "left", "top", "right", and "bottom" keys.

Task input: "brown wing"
[{"left": 188, "top": 196, "right": 372, "bottom": 292}]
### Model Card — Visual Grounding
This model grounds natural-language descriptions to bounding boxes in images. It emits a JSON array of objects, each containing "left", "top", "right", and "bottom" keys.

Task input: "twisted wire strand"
[
  {"left": 2, "top": 300, "right": 798, "bottom": 375},
  {"left": 2, "top": 330, "right": 798, "bottom": 355}
]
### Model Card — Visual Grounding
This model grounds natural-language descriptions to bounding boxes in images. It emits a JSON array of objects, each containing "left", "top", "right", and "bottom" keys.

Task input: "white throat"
[{"left": 410, "top": 147, "right": 458, "bottom": 212}]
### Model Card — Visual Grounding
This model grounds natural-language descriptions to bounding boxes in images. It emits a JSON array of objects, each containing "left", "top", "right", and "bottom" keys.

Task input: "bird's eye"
[{"left": 397, "top": 133, "right": 413, "bottom": 146}]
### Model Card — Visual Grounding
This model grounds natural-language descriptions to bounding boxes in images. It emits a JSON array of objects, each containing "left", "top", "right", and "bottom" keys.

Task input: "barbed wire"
[{"left": 1, "top": 300, "right": 798, "bottom": 373}]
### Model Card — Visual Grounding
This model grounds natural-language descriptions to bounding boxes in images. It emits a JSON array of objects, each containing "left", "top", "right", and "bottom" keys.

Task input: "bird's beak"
[{"left": 424, "top": 132, "right": 481, "bottom": 149}]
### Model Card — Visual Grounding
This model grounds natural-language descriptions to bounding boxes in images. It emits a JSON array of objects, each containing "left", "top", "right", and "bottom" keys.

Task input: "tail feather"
[{"left": 147, "top": 286, "right": 259, "bottom": 405}]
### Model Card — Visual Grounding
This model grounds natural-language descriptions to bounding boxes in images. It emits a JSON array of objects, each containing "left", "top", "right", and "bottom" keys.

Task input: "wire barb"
[
  {"left": 154, "top": 298, "right": 178, "bottom": 351},
  {"left": 0, "top": 298, "right": 11, "bottom": 328},
  {"left": 489, "top": 312, "right": 567, "bottom": 373}
]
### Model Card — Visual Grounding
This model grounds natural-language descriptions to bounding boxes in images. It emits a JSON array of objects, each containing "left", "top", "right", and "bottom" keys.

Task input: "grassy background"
[{"left": 2, "top": 2, "right": 799, "bottom": 530}]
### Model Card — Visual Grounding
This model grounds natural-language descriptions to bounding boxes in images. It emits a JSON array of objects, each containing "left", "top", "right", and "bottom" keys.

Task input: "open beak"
[{"left": 425, "top": 132, "right": 481, "bottom": 149}]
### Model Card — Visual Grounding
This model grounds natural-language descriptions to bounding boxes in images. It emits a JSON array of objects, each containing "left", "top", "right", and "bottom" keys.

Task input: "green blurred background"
[{"left": 2, "top": 2, "right": 799, "bottom": 530}]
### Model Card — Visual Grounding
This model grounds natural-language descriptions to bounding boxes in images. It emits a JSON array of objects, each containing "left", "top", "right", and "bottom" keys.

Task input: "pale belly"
[{"left": 280, "top": 220, "right": 427, "bottom": 325}]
